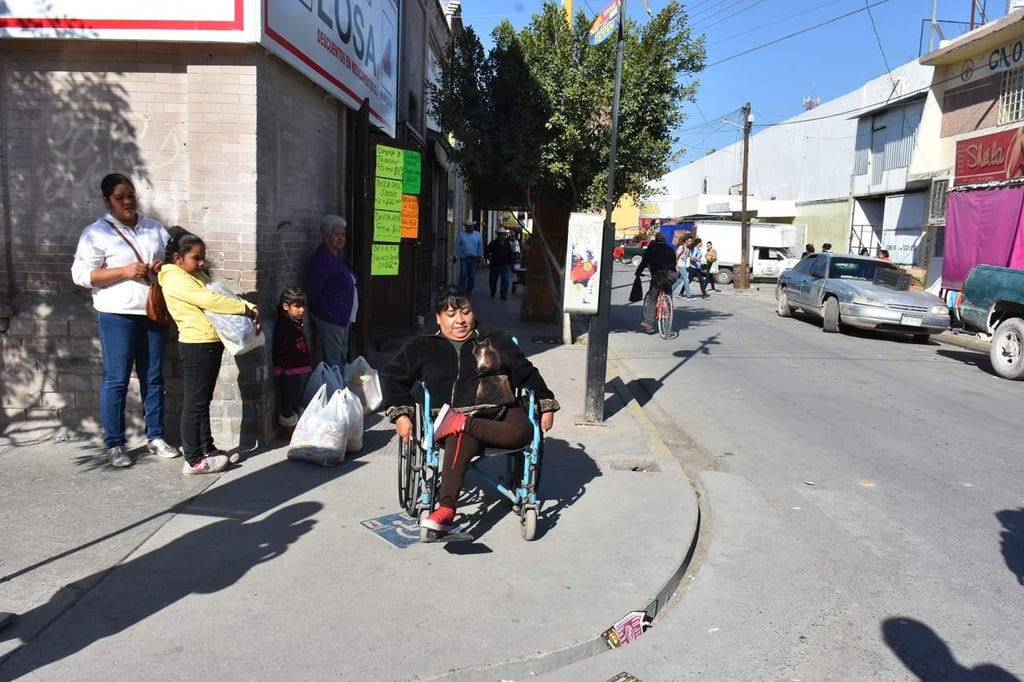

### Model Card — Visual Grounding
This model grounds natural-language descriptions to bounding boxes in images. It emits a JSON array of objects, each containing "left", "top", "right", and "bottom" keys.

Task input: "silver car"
[{"left": 775, "top": 253, "right": 949, "bottom": 342}]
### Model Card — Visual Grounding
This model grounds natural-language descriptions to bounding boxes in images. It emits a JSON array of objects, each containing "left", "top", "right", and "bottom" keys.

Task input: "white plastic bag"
[
  {"left": 301, "top": 362, "right": 344, "bottom": 408},
  {"left": 344, "top": 355, "right": 382, "bottom": 415},
  {"left": 287, "top": 385, "right": 349, "bottom": 466},
  {"left": 339, "top": 388, "right": 364, "bottom": 453},
  {"left": 204, "top": 281, "right": 264, "bottom": 356}
]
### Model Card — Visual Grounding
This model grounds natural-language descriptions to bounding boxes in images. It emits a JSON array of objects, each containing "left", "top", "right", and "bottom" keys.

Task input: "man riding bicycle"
[{"left": 634, "top": 232, "right": 678, "bottom": 331}]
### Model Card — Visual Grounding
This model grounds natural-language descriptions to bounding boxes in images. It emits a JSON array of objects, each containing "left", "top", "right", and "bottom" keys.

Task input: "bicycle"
[{"left": 641, "top": 277, "right": 674, "bottom": 339}]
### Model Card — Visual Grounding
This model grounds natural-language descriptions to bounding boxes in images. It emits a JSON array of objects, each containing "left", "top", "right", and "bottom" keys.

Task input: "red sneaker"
[
  {"left": 421, "top": 505, "right": 455, "bottom": 532},
  {"left": 432, "top": 404, "right": 467, "bottom": 443}
]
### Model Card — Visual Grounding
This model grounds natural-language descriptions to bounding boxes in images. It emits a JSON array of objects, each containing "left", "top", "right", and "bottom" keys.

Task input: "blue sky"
[{"left": 461, "top": 0, "right": 1011, "bottom": 163}]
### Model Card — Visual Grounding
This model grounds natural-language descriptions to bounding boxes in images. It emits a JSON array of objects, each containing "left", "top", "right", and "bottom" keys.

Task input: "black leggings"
[{"left": 437, "top": 406, "right": 533, "bottom": 510}]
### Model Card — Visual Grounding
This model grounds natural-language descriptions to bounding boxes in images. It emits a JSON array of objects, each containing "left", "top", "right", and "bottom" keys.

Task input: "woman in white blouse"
[{"left": 71, "top": 173, "right": 179, "bottom": 467}]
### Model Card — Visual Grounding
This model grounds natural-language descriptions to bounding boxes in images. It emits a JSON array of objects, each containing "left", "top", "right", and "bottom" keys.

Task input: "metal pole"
[
  {"left": 582, "top": 0, "right": 627, "bottom": 423},
  {"left": 735, "top": 102, "right": 752, "bottom": 290}
]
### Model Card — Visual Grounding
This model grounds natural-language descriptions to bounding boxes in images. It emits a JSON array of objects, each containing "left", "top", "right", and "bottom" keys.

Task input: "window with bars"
[
  {"left": 999, "top": 66, "right": 1024, "bottom": 124},
  {"left": 928, "top": 178, "right": 948, "bottom": 225}
]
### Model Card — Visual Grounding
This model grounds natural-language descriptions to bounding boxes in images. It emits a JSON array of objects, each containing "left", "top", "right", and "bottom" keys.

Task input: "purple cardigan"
[{"left": 305, "top": 243, "right": 357, "bottom": 326}]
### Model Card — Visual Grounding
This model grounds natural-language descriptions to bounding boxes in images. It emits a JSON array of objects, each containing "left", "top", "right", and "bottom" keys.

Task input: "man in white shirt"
[{"left": 454, "top": 220, "right": 483, "bottom": 294}]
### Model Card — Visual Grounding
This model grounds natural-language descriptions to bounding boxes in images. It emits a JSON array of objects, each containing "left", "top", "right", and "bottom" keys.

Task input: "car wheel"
[
  {"left": 714, "top": 268, "right": 733, "bottom": 285},
  {"left": 822, "top": 297, "right": 840, "bottom": 333},
  {"left": 630, "top": 255, "right": 642, "bottom": 267},
  {"left": 776, "top": 288, "right": 792, "bottom": 317},
  {"left": 990, "top": 317, "right": 1024, "bottom": 380}
]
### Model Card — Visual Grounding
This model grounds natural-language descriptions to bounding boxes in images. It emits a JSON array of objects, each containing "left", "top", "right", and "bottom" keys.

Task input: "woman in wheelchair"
[{"left": 381, "top": 286, "right": 559, "bottom": 533}]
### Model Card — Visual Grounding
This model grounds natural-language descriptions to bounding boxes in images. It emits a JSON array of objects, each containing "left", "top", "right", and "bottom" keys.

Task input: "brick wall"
[{"left": 0, "top": 40, "right": 352, "bottom": 449}]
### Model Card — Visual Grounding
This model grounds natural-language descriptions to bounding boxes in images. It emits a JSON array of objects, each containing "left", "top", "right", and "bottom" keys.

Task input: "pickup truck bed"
[{"left": 958, "top": 264, "right": 1024, "bottom": 379}]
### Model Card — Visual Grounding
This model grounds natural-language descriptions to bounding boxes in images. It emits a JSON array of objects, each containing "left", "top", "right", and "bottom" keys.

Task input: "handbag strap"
[{"left": 104, "top": 219, "right": 155, "bottom": 284}]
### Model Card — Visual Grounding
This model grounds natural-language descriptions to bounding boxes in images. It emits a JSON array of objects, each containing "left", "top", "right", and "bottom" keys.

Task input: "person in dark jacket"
[
  {"left": 635, "top": 232, "right": 678, "bottom": 331},
  {"left": 485, "top": 229, "right": 516, "bottom": 300},
  {"left": 381, "top": 286, "right": 559, "bottom": 533},
  {"left": 273, "top": 286, "right": 312, "bottom": 429}
]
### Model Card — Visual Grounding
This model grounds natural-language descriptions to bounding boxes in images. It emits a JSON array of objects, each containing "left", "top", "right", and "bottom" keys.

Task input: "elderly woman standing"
[
  {"left": 305, "top": 214, "right": 358, "bottom": 373},
  {"left": 71, "top": 173, "right": 180, "bottom": 467}
]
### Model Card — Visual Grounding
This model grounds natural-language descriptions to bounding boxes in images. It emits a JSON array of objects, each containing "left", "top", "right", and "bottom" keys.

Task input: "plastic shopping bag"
[
  {"left": 205, "top": 281, "right": 264, "bottom": 356},
  {"left": 339, "top": 388, "right": 364, "bottom": 453},
  {"left": 344, "top": 355, "right": 382, "bottom": 415},
  {"left": 301, "top": 361, "right": 344, "bottom": 408},
  {"left": 287, "top": 385, "right": 349, "bottom": 466}
]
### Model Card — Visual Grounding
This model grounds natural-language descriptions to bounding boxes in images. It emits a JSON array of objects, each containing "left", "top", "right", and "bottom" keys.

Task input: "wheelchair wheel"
[
  {"left": 520, "top": 507, "right": 537, "bottom": 541},
  {"left": 397, "top": 437, "right": 420, "bottom": 517}
]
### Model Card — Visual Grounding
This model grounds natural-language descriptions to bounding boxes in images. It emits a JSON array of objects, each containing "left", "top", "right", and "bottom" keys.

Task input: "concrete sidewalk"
[{"left": 0, "top": 291, "right": 699, "bottom": 681}]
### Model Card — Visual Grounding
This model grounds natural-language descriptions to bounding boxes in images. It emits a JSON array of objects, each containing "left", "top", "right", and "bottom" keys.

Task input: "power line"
[
  {"left": 692, "top": 0, "right": 770, "bottom": 34},
  {"left": 705, "top": 0, "right": 890, "bottom": 68}
]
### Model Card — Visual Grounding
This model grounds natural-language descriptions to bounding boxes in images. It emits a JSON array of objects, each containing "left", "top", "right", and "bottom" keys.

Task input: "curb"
[{"left": 423, "top": 358, "right": 702, "bottom": 682}]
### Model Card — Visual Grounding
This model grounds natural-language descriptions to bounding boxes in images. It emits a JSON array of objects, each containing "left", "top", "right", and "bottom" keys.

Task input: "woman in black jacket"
[{"left": 381, "top": 286, "right": 559, "bottom": 532}]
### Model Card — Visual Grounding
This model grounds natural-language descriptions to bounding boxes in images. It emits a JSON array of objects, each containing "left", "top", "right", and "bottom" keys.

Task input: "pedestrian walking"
[
  {"left": 454, "top": 220, "right": 484, "bottom": 295},
  {"left": 704, "top": 240, "right": 720, "bottom": 292},
  {"left": 70, "top": 173, "right": 178, "bottom": 467},
  {"left": 687, "top": 238, "right": 709, "bottom": 298},
  {"left": 485, "top": 228, "right": 516, "bottom": 300}
]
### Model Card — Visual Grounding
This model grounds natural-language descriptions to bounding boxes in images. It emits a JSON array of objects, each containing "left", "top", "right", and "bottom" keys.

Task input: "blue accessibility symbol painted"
[{"left": 360, "top": 512, "right": 423, "bottom": 549}]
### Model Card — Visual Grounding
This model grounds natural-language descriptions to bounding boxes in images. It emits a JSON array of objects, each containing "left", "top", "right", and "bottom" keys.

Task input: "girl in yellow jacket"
[{"left": 159, "top": 227, "right": 260, "bottom": 475}]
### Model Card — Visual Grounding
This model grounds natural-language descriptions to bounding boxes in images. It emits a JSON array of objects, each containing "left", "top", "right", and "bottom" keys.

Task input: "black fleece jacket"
[{"left": 381, "top": 323, "right": 560, "bottom": 422}]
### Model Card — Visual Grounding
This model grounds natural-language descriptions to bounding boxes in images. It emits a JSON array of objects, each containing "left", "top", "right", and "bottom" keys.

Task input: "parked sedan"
[{"left": 775, "top": 253, "right": 949, "bottom": 342}]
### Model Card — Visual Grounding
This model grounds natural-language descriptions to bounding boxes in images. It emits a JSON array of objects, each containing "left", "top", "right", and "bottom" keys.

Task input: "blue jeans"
[
  {"left": 96, "top": 311, "right": 169, "bottom": 448},
  {"left": 489, "top": 265, "right": 511, "bottom": 299},
  {"left": 459, "top": 257, "right": 478, "bottom": 294},
  {"left": 671, "top": 266, "right": 690, "bottom": 298},
  {"left": 311, "top": 313, "right": 349, "bottom": 375}
]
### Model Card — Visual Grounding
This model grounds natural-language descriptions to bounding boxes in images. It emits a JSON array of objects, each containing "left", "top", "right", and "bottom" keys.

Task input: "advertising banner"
[
  {"left": 0, "top": 0, "right": 255, "bottom": 42},
  {"left": 563, "top": 212, "right": 605, "bottom": 314},
  {"left": 263, "top": 0, "right": 398, "bottom": 138},
  {"left": 954, "top": 127, "right": 1024, "bottom": 186}
]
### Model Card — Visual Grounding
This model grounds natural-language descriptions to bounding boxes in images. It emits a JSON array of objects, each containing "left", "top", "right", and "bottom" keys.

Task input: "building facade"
[{"left": 0, "top": 0, "right": 464, "bottom": 445}]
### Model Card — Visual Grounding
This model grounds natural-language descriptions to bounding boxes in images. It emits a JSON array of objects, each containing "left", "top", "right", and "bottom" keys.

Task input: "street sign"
[{"left": 588, "top": 0, "right": 620, "bottom": 46}]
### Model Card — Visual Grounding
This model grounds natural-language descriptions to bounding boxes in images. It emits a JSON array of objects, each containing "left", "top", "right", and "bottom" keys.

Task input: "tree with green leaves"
[{"left": 429, "top": 1, "right": 704, "bottom": 312}]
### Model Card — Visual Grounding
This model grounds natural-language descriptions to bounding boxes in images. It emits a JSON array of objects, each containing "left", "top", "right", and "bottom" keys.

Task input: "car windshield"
[{"left": 828, "top": 257, "right": 894, "bottom": 281}]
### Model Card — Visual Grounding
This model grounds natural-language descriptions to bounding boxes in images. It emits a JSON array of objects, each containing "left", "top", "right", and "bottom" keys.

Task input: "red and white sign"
[
  {"left": 261, "top": 0, "right": 398, "bottom": 138},
  {"left": 0, "top": 0, "right": 254, "bottom": 42},
  {"left": 954, "top": 127, "right": 1024, "bottom": 186}
]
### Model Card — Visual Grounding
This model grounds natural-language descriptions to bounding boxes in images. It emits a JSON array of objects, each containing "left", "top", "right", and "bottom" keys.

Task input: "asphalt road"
[{"left": 601, "top": 263, "right": 1024, "bottom": 679}]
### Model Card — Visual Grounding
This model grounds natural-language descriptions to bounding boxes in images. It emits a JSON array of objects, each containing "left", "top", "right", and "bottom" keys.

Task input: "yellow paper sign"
[
  {"left": 371, "top": 244, "right": 400, "bottom": 275},
  {"left": 374, "top": 210, "right": 402, "bottom": 243},
  {"left": 403, "top": 150, "right": 421, "bottom": 195},
  {"left": 401, "top": 195, "right": 419, "bottom": 239},
  {"left": 375, "top": 177, "right": 403, "bottom": 213},
  {"left": 376, "top": 145, "right": 403, "bottom": 180}
]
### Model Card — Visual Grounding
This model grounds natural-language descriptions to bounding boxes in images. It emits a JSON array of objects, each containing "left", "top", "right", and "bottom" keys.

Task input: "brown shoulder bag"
[{"left": 104, "top": 220, "right": 174, "bottom": 325}]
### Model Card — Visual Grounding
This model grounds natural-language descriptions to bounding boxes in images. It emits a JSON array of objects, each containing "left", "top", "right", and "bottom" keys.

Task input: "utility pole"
[
  {"left": 734, "top": 102, "right": 753, "bottom": 290},
  {"left": 582, "top": 0, "right": 627, "bottom": 424}
]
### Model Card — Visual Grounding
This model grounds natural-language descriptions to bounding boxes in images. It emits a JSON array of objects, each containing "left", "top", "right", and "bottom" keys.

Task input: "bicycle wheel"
[{"left": 658, "top": 292, "right": 673, "bottom": 339}]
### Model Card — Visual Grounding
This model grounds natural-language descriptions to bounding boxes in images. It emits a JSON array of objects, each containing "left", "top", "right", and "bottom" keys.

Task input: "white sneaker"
[
  {"left": 147, "top": 438, "right": 180, "bottom": 459},
  {"left": 107, "top": 446, "right": 132, "bottom": 468},
  {"left": 182, "top": 454, "right": 229, "bottom": 475}
]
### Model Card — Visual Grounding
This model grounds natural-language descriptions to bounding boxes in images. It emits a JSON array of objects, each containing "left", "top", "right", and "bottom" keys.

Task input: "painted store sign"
[
  {"left": 954, "top": 127, "right": 1024, "bottom": 186},
  {"left": 0, "top": 0, "right": 398, "bottom": 137},
  {"left": 0, "top": 0, "right": 255, "bottom": 42}
]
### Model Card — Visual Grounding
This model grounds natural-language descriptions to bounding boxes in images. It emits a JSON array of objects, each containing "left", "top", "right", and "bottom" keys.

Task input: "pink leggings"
[{"left": 437, "top": 406, "right": 533, "bottom": 510}]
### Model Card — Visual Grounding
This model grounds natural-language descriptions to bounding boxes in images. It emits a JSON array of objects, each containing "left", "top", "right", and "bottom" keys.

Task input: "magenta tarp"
[{"left": 944, "top": 187, "right": 1024, "bottom": 289}]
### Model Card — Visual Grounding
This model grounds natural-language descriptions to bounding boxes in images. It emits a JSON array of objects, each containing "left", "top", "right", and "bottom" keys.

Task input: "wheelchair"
[{"left": 397, "top": 381, "right": 544, "bottom": 542}]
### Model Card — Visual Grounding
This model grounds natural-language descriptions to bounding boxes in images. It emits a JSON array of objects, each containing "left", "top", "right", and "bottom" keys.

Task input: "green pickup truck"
[{"left": 958, "top": 264, "right": 1024, "bottom": 379}]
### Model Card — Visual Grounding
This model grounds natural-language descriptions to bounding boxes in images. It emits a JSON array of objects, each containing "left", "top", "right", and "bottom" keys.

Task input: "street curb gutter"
[{"left": 428, "top": 361, "right": 702, "bottom": 682}]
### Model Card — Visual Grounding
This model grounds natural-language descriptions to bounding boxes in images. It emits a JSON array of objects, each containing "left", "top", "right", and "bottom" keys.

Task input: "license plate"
[{"left": 901, "top": 315, "right": 922, "bottom": 327}]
